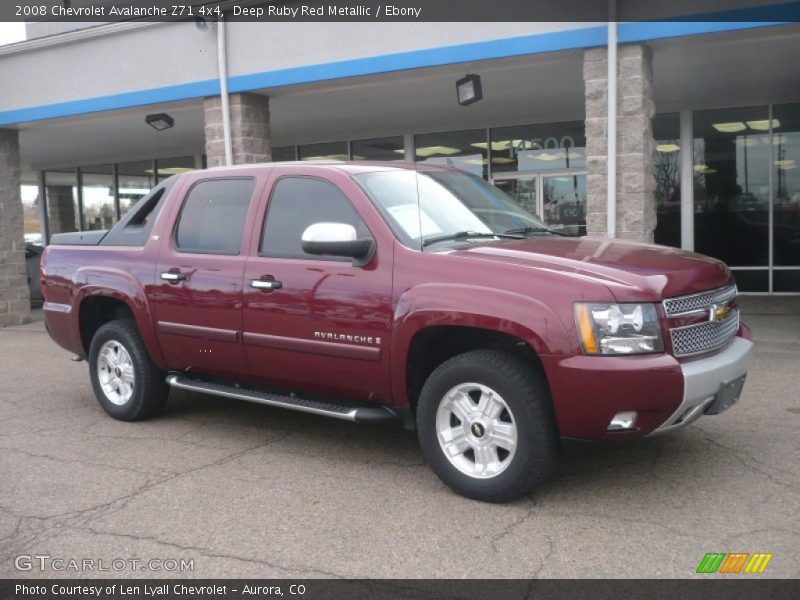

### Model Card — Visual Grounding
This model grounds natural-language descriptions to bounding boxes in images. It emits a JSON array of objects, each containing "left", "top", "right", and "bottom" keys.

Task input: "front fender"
[
  {"left": 72, "top": 266, "right": 166, "bottom": 368},
  {"left": 390, "top": 283, "right": 573, "bottom": 406}
]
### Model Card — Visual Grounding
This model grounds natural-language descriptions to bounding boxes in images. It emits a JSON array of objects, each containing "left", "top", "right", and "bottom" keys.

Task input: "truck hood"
[{"left": 445, "top": 236, "right": 731, "bottom": 301}]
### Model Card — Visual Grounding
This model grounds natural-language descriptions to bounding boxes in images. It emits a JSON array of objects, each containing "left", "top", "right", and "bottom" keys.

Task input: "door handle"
[
  {"left": 250, "top": 278, "right": 282, "bottom": 291},
  {"left": 160, "top": 270, "right": 186, "bottom": 282}
]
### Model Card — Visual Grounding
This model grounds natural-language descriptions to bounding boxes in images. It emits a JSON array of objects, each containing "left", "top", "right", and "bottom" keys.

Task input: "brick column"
[
  {"left": 204, "top": 93, "right": 271, "bottom": 167},
  {"left": 584, "top": 44, "right": 657, "bottom": 242},
  {"left": 0, "top": 128, "right": 31, "bottom": 327}
]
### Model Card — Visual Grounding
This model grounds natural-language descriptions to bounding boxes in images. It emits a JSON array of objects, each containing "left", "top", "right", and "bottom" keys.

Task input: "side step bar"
[{"left": 166, "top": 373, "right": 399, "bottom": 424}]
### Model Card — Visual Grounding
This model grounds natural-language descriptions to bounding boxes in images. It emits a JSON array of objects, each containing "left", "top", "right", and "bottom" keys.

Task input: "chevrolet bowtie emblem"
[{"left": 709, "top": 303, "right": 731, "bottom": 322}]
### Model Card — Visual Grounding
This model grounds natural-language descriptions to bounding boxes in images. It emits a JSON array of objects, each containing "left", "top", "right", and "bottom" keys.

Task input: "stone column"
[
  {"left": 584, "top": 44, "right": 657, "bottom": 242},
  {"left": 204, "top": 93, "right": 271, "bottom": 167},
  {"left": 0, "top": 128, "right": 31, "bottom": 327}
]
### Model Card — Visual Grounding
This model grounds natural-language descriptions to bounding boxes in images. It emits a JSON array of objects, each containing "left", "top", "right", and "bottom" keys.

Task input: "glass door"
[
  {"left": 493, "top": 172, "right": 586, "bottom": 236},
  {"left": 541, "top": 173, "right": 587, "bottom": 236}
]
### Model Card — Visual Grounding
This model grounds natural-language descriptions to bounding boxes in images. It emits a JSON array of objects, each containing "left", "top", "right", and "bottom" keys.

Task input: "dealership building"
[{"left": 1, "top": 10, "right": 799, "bottom": 326}]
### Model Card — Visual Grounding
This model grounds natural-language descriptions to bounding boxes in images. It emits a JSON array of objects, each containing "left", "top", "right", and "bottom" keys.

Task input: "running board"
[{"left": 166, "top": 373, "right": 399, "bottom": 424}]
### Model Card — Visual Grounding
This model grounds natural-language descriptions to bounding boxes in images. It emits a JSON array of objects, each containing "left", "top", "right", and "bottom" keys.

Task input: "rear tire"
[
  {"left": 88, "top": 319, "right": 168, "bottom": 421},
  {"left": 416, "top": 349, "right": 558, "bottom": 502}
]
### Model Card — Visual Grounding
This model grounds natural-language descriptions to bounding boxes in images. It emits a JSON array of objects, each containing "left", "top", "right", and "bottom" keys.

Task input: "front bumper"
[
  {"left": 648, "top": 336, "right": 754, "bottom": 435},
  {"left": 541, "top": 334, "right": 754, "bottom": 440}
]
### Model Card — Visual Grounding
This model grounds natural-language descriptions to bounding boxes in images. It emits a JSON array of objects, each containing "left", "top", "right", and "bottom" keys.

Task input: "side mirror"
[{"left": 301, "top": 222, "right": 374, "bottom": 266}]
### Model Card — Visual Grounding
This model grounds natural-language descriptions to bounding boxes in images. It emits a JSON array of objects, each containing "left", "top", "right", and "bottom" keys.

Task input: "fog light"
[{"left": 608, "top": 411, "right": 638, "bottom": 431}]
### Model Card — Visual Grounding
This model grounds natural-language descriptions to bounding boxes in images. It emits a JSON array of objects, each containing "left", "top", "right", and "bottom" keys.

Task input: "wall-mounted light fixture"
[
  {"left": 456, "top": 74, "right": 482, "bottom": 107},
  {"left": 145, "top": 113, "right": 175, "bottom": 131}
]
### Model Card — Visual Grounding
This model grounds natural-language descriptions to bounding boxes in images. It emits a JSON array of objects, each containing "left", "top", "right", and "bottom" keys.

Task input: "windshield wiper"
[
  {"left": 422, "top": 231, "right": 524, "bottom": 248},
  {"left": 504, "top": 225, "right": 566, "bottom": 237}
]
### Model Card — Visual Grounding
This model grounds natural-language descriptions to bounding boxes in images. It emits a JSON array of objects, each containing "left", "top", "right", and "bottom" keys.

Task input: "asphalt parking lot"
[{"left": 1, "top": 299, "right": 798, "bottom": 579}]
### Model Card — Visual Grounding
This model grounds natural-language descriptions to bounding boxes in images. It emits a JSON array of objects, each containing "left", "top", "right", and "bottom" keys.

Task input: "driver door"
[{"left": 241, "top": 167, "right": 394, "bottom": 403}]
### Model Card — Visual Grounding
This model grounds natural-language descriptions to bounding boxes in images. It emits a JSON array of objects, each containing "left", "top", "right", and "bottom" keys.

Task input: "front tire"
[
  {"left": 416, "top": 350, "right": 558, "bottom": 502},
  {"left": 88, "top": 319, "right": 168, "bottom": 421}
]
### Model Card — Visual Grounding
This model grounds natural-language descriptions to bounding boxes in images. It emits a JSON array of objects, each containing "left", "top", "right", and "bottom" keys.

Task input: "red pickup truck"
[{"left": 41, "top": 162, "right": 753, "bottom": 502}]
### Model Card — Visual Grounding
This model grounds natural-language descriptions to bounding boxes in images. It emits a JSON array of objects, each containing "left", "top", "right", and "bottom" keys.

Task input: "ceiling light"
[
  {"left": 491, "top": 157, "right": 515, "bottom": 164},
  {"left": 746, "top": 119, "right": 780, "bottom": 131},
  {"left": 145, "top": 113, "right": 175, "bottom": 131},
  {"left": 775, "top": 159, "right": 796, "bottom": 167},
  {"left": 712, "top": 122, "right": 746, "bottom": 133},
  {"left": 456, "top": 74, "right": 483, "bottom": 107},
  {"left": 415, "top": 146, "right": 462, "bottom": 157},
  {"left": 656, "top": 143, "right": 680, "bottom": 153},
  {"left": 472, "top": 140, "right": 523, "bottom": 151}
]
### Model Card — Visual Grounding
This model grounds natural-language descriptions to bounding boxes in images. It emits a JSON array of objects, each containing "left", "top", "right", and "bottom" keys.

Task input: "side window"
[
  {"left": 261, "top": 177, "right": 370, "bottom": 259},
  {"left": 175, "top": 178, "right": 255, "bottom": 254}
]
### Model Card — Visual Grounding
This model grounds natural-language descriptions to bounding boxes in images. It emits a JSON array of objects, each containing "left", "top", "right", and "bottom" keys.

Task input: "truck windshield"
[{"left": 354, "top": 169, "right": 550, "bottom": 249}]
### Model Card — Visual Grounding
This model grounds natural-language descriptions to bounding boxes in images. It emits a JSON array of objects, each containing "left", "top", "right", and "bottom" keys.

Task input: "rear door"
[
  {"left": 149, "top": 176, "right": 259, "bottom": 378},
  {"left": 241, "top": 166, "right": 394, "bottom": 403}
]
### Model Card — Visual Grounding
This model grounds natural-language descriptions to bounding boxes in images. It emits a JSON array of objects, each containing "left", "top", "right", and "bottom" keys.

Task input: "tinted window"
[
  {"left": 176, "top": 178, "right": 255, "bottom": 254},
  {"left": 261, "top": 177, "right": 369, "bottom": 259}
]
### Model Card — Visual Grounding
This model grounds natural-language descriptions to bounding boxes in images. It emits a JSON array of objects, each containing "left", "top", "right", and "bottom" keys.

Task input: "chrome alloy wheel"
[
  {"left": 96, "top": 340, "right": 135, "bottom": 406},
  {"left": 435, "top": 382, "right": 518, "bottom": 479}
]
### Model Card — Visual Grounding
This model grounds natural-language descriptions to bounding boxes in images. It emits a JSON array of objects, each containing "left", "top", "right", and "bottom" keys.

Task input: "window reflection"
[
  {"left": 271, "top": 146, "right": 296, "bottom": 162},
  {"left": 21, "top": 181, "right": 43, "bottom": 245},
  {"left": 693, "top": 107, "right": 770, "bottom": 267},
  {"left": 298, "top": 141, "right": 348, "bottom": 161},
  {"left": 414, "top": 129, "right": 488, "bottom": 178},
  {"left": 352, "top": 136, "right": 404, "bottom": 161},
  {"left": 81, "top": 164, "right": 115, "bottom": 231},
  {"left": 117, "top": 161, "right": 155, "bottom": 217},
  {"left": 772, "top": 104, "right": 800, "bottom": 272},
  {"left": 654, "top": 113, "right": 681, "bottom": 248},
  {"left": 490, "top": 121, "right": 586, "bottom": 174},
  {"left": 156, "top": 156, "right": 195, "bottom": 183},
  {"left": 45, "top": 170, "right": 79, "bottom": 235}
]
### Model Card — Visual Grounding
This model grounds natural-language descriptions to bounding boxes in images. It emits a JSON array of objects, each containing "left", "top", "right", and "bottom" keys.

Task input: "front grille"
[
  {"left": 663, "top": 284, "right": 737, "bottom": 316},
  {"left": 670, "top": 309, "right": 739, "bottom": 356},
  {"left": 665, "top": 283, "right": 739, "bottom": 356}
]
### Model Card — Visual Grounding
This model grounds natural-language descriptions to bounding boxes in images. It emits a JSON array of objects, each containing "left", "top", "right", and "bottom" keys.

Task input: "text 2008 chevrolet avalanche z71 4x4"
[{"left": 41, "top": 162, "right": 753, "bottom": 502}]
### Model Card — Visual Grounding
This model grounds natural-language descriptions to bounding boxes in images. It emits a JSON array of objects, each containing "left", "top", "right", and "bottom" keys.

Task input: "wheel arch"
[
  {"left": 73, "top": 266, "right": 166, "bottom": 368},
  {"left": 391, "top": 283, "right": 571, "bottom": 411}
]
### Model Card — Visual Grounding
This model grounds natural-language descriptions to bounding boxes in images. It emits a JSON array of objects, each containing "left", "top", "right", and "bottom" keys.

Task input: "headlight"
[{"left": 574, "top": 302, "right": 664, "bottom": 355}]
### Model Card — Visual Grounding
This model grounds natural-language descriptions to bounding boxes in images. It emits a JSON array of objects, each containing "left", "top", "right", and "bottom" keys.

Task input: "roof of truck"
[{"left": 203, "top": 160, "right": 455, "bottom": 176}]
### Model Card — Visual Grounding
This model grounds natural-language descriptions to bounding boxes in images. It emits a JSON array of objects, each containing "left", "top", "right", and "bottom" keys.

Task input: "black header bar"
[{"left": 4, "top": 0, "right": 800, "bottom": 23}]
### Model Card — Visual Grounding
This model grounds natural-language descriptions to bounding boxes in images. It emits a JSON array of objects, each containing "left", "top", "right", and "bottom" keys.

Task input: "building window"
[
  {"left": 21, "top": 183, "right": 43, "bottom": 245},
  {"left": 156, "top": 156, "right": 195, "bottom": 183},
  {"left": 489, "top": 121, "right": 586, "bottom": 174},
  {"left": 44, "top": 170, "right": 79, "bottom": 235},
  {"left": 80, "top": 164, "right": 116, "bottom": 231},
  {"left": 298, "top": 141, "right": 348, "bottom": 161},
  {"left": 351, "top": 136, "right": 404, "bottom": 161},
  {"left": 414, "top": 129, "right": 488, "bottom": 178},
  {"left": 772, "top": 104, "right": 800, "bottom": 287},
  {"left": 693, "top": 106, "right": 771, "bottom": 291},
  {"left": 654, "top": 113, "right": 681, "bottom": 248},
  {"left": 117, "top": 161, "right": 155, "bottom": 217},
  {"left": 272, "top": 146, "right": 296, "bottom": 161}
]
